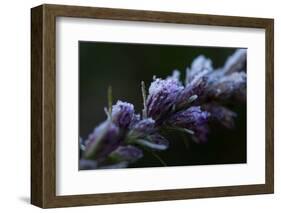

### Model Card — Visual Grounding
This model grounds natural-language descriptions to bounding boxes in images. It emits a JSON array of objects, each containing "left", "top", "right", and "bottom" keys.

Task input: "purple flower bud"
[
  {"left": 167, "top": 106, "right": 209, "bottom": 143},
  {"left": 110, "top": 145, "right": 143, "bottom": 163},
  {"left": 204, "top": 104, "right": 237, "bottom": 129},
  {"left": 222, "top": 49, "right": 247, "bottom": 74},
  {"left": 84, "top": 120, "right": 120, "bottom": 160},
  {"left": 167, "top": 70, "right": 181, "bottom": 81},
  {"left": 146, "top": 77, "right": 184, "bottom": 122},
  {"left": 168, "top": 106, "right": 209, "bottom": 128},
  {"left": 176, "top": 74, "right": 208, "bottom": 109},
  {"left": 207, "top": 72, "right": 246, "bottom": 102},
  {"left": 136, "top": 133, "right": 169, "bottom": 151},
  {"left": 186, "top": 55, "right": 213, "bottom": 83},
  {"left": 129, "top": 113, "right": 141, "bottom": 128},
  {"left": 191, "top": 125, "right": 209, "bottom": 144},
  {"left": 131, "top": 118, "right": 156, "bottom": 135},
  {"left": 112, "top": 101, "right": 135, "bottom": 128},
  {"left": 79, "top": 159, "right": 98, "bottom": 170}
]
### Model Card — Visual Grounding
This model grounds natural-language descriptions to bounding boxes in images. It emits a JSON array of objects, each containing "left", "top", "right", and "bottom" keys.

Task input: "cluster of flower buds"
[{"left": 79, "top": 49, "right": 247, "bottom": 169}]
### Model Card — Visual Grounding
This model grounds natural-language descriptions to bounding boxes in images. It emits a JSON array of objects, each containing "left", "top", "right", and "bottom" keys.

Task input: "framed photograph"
[{"left": 31, "top": 4, "right": 274, "bottom": 208}]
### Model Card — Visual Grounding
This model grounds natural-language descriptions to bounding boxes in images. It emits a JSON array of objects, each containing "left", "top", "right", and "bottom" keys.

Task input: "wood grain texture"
[
  {"left": 31, "top": 5, "right": 43, "bottom": 207},
  {"left": 265, "top": 20, "right": 274, "bottom": 193},
  {"left": 31, "top": 4, "right": 274, "bottom": 208}
]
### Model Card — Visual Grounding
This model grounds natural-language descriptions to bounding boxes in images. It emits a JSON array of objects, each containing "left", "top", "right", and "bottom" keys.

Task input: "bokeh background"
[{"left": 79, "top": 41, "right": 246, "bottom": 168}]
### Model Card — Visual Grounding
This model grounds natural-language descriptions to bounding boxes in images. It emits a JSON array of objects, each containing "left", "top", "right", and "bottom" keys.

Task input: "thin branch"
[
  {"left": 107, "top": 85, "right": 113, "bottom": 116},
  {"left": 141, "top": 81, "right": 147, "bottom": 119}
]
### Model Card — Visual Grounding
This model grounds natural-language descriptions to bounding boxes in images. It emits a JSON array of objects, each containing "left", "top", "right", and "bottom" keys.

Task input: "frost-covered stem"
[
  {"left": 107, "top": 85, "right": 113, "bottom": 116},
  {"left": 141, "top": 81, "right": 147, "bottom": 119}
]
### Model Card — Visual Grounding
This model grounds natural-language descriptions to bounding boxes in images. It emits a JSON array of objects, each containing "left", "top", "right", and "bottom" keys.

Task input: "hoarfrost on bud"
[
  {"left": 84, "top": 120, "right": 120, "bottom": 160},
  {"left": 110, "top": 145, "right": 143, "bottom": 163},
  {"left": 146, "top": 77, "right": 184, "bottom": 121},
  {"left": 167, "top": 106, "right": 209, "bottom": 129},
  {"left": 112, "top": 100, "right": 135, "bottom": 129},
  {"left": 131, "top": 118, "right": 156, "bottom": 135},
  {"left": 186, "top": 55, "right": 213, "bottom": 83},
  {"left": 207, "top": 72, "right": 246, "bottom": 101},
  {"left": 167, "top": 106, "right": 210, "bottom": 143},
  {"left": 222, "top": 49, "right": 247, "bottom": 74}
]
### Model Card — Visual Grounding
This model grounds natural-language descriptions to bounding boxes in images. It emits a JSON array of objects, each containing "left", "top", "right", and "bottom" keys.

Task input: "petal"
[
  {"left": 207, "top": 72, "right": 246, "bottom": 102},
  {"left": 112, "top": 101, "right": 135, "bottom": 128},
  {"left": 186, "top": 55, "right": 213, "bottom": 83},
  {"left": 146, "top": 77, "right": 184, "bottom": 121},
  {"left": 222, "top": 49, "right": 247, "bottom": 74},
  {"left": 84, "top": 120, "right": 120, "bottom": 160},
  {"left": 131, "top": 118, "right": 156, "bottom": 135}
]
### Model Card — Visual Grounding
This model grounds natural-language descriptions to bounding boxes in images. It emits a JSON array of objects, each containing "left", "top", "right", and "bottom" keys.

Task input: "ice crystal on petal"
[
  {"left": 176, "top": 74, "right": 208, "bottom": 109},
  {"left": 131, "top": 118, "right": 156, "bottom": 135},
  {"left": 207, "top": 72, "right": 246, "bottom": 102},
  {"left": 222, "top": 49, "right": 247, "bottom": 74},
  {"left": 167, "top": 106, "right": 209, "bottom": 129},
  {"left": 167, "top": 70, "right": 181, "bottom": 81},
  {"left": 146, "top": 77, "right": 184, "bottom": 121},
  {"left": 167, "top": 106, "right": 210, "bottom": 143},
  {"left": 112, "top": 100, "right": 135, "bottom": 128},
  {"left": 186, "top": 55, "right": 213, "bottom": 83},
  {"left": 129, "top": 113, "right": 141, "bottom": 129}
]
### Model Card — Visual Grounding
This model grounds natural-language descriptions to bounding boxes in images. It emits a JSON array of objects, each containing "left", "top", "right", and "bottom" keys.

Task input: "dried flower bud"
[
  {"left": 191, "top": 125, "right": 209, "bottom": 144},
  {"left": 146, "top": 77, "right": 184, "bottom": 122},
  {"left": 204, "top": 104, "right": 237, "bottom": 129},
  {"left": 110, "top": 145, "right": 143, "bottom": 163},
  {"left": 176, "top": 74, "right": 208, "bottom": 109},
  {"left": 222, "top": 49, "right": 247, "bottom": 74},
  {"left": 207, "top": 72, "right": 246, "bottom": 102},
  {"left": 112, "top": 101, "right": 135, "bottom": 128},
  {"left": 129, "top": 113, "right": 141, "bottom": 128},
  {"left": 186, "top": 55, "right": 213, "bottom": 83},
  {"left": 168, "top": 70, "right": 181, "bottom": 81},
  {"left": 84, "top": 120, "right": 120, "bottom": 160},
  {"left": 167, "top": 106, "right": 209, "bottom": 143},
  {"left": 131, "top": 118, "right": 156, "bottom": 135}
]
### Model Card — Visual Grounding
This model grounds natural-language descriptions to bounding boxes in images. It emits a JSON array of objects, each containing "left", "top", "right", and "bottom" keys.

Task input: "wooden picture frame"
[{"left": 31, "top": 4, "right": 274, "bottom": 208}]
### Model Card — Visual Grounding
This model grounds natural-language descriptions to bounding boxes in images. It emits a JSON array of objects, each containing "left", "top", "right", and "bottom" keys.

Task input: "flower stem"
[
  {"left": 107, "top": 85, "right": 113, "bottom": 115},
  {"left": 142, "top": 146, "right": 167, "bottom": 167},
  {"left": 141, "top": 81, "right": 147, "bottom": 119},
  {"left": 150, "top": 150, "right": 167, "bottom": 167}
]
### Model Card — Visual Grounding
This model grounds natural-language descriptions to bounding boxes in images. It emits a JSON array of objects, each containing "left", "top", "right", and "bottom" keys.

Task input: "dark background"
[{"left": 79, "top": 41, "right": 246, "bottom": 168}]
